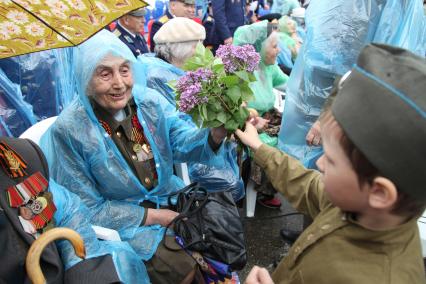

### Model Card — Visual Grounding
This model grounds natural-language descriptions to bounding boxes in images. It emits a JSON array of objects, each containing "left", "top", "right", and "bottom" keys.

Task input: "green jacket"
[{"left": 254, "top": 144, "right": 425, "bottom": 284}]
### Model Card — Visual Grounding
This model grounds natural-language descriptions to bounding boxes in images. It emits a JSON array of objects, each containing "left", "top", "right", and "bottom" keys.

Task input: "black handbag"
[{"left": 165, "top": 183, "right": 247, "bottom": 271}]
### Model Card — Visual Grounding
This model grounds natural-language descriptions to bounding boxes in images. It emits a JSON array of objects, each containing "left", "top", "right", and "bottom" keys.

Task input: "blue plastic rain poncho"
[
  {"left": 138, "top": 54, "right": 245, "bottom": 201},
  {"left": 51, "top": 179, "right": 147, "bottom": 283},
  {"left": 0, "top": 48, "right": 75, "bottom": 136},
  {"left": 234, "top": 21, "right": 289, "bottom": 115},
  {"left": 40, "top": 30, "right": 221, "bottom": 276},
  {"left": 271, "top": 0, "right": 300, "bottom": 15},
  {"left": 278, "top": 0, "right": 426, "bottom": 168},
  {"left": 0, "top": 69, "right": 36, "bottom": 137}
]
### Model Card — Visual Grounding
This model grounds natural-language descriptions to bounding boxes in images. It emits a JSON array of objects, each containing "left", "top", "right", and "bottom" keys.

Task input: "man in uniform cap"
[
  {"left": 148, "top": 0, "right": 196, "bottom": 52},
  {"left": 113, "top": 8, "right": 149, "bottom": 58}
]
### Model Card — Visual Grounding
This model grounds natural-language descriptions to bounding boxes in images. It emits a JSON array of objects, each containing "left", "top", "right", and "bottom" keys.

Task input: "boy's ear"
[{"left": 368, "top": 177, "right": 398, "bottom": 211}]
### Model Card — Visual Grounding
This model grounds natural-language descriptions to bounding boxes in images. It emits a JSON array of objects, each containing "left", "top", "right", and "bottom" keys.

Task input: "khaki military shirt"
[{"left": 254, "top": 144, "right": 425, "bottom": 284}]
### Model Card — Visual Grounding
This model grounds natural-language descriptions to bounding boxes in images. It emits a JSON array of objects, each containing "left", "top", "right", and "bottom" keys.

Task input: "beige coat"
[{"left": 254, "top": 144, "right": 425, "bottom": 284}]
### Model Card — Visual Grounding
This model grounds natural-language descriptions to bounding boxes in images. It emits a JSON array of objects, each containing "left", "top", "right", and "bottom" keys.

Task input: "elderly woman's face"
[
  {"left": 88, "top": 54, "right": 133, "bottom": 115},
  {"left": 264, "top": 36, "right": 280, "bottom": 65}
]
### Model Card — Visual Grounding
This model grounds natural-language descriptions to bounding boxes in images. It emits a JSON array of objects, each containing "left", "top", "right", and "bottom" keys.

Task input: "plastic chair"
[{"left": 19, "top": 116, "right": 57, "bottom": 144}]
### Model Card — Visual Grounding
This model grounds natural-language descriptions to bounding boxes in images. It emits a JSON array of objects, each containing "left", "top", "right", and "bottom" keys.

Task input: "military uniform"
[
  {"left": 91, "top": 98, "right": 207, "bottom": 284},
  {"left": 149, "top": 9, "right": 174, "bottom": 52},
  {"left": 254, "top": 144, "right": 426, "bottom": 284},
  {"left": 211, "top": 0, "right": 245, "bottom": 44},
  {"left": 113, "top": 23, "right": 149, "bottom": 58},
  {"left": 0, "top": 137, "right": 120, "bottom": 284}
]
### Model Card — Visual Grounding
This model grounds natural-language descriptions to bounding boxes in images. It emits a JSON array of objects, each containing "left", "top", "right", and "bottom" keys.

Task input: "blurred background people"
[
  {"left": 149, "top": 0, "right": 196, "bottom": 51},
  {"left": 211, "top": 0, "right": 245, "bottom": 52},
  {"left": 112, "top": 8, "right": 149, "bottom": 57}
]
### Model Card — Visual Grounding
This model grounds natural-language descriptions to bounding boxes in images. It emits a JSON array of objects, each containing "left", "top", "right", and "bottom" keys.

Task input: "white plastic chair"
[{"left": 19, "top": 116, "right": 58, "bottom": 145}]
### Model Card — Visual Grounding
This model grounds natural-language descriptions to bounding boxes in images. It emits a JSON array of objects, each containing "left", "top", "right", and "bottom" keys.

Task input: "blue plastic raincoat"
[
  {"left": 278, "top": 0, "right": 426, "bottom": 168},
  {"left": 271, "top": 0, "right": 300, "bottom": 16},
  {"left": 0, "top": 48, "right": 75, "bottom": 136},
  {"left": 138, "top": 54, "right": 245, "bottom": 201},
  {"left": 40, "top": 30, "right": 221, "bottom": 275},
  {"left": 51, "top": 179, "right": 147, "bottom": 283}
]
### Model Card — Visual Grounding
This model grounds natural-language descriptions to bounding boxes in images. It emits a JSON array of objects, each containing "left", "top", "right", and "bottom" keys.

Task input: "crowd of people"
[{"left": 0, "top": 0, "right": 425, "bottom": 283}]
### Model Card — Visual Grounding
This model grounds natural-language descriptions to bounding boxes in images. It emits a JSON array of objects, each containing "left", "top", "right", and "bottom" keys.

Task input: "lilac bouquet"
[{"left": 172, "top": 43, "right": 260, "bottom": 131}]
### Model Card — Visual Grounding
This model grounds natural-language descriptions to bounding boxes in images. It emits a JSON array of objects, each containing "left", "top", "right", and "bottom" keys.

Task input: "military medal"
[{"left": 0, "top": 142, "right": 27, "bottom": 178}]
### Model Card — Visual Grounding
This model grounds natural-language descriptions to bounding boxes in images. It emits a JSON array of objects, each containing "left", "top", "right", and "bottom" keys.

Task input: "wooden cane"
[{"left": 26, "top": 228, "right": 86, "bottom": 284}]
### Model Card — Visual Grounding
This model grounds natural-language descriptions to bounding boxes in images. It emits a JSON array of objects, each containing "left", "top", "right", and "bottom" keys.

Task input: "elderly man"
[
  {"left": 149, "top": 0, "right": 196, "bottom": 52},
  {"left": 113, "top": 8, "right": 149, "bottom": 57},
  {"left": 41, "top": 29, "right": 227, "bottom": 284},
  {"left": 0, "top": 137, "right": 147, "bottom": 283}
]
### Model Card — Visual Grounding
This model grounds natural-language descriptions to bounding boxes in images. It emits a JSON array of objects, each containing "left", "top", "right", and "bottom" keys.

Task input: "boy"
[{"left": 237, "top": 43, "right": 426, "bottom": 283}]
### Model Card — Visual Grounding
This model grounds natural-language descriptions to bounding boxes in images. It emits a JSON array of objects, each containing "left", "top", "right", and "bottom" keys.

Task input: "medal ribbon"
[
  {"left": 0, "top": 142, "right": 27, "bottom": 178},
  {"left": 31, "top": 201, "right": 56, "bottom": 230},
  {"left": 6, "top": 171, "right": 48, "bottom": 207}
]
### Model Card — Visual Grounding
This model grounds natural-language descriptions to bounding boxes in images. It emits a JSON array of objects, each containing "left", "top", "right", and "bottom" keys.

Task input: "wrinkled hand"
[
  {"left": 245, "top": 266, "right": 274, "bottom": 284},
  {"left": 235, "top": 122, "right": 263, "bottom": 151},
  {"left": 211, "top": 125, "right": 227, "bottom": 145},
  {"left": 145, "top": 209, "right": 179, "bottom": 227},
  {"left": 251, "top": 116, "right": 270, "bottom": 130},
  {"left": 305, "top": 120, "right": 322, "bottom": 146}
]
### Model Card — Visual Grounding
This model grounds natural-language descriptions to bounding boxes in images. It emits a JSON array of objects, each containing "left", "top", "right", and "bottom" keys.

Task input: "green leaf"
[
  {"left": 216, "top": 112, "right": 227, "bottom": 124},
  {"left": 224, "top": 119, "right": 239, "bottom": 131},
  {"left": 235, "top": 71, "right": 250, "bottom": 82},
  {"left": 205, "top": 119, "right": 223, "bottom": 128},
  {"left": 200, "top": 104, "right": 208, "bottom": 120},
  {"left": 226, "top": 86, "right": 241, "bottom": 104},
  {"left": 221, "top": 75, "right": 239, "bottom": 87}
]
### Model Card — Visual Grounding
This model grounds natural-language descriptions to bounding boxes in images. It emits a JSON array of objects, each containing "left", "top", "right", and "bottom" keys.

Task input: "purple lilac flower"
[
  {"left": 178, "top": 82, "right": 209, "bottom": 112},
  {"left": 216, "top": 44, "right": 260, "bottom": 73},
  {"left": 176, "top": 68, "right": 213, "bottom": 93}
]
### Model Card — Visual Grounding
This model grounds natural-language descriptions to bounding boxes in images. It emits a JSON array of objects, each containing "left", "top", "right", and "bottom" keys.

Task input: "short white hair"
[{"left": 154, "top": 40, "right": 198, "bottom": 65}]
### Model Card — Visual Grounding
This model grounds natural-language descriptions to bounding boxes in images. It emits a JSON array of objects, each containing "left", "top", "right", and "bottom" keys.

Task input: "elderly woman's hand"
[
  {"left": 145, "top": 209, "right": 179, "bottom": 227},
  {"left": 305, "top": 120, "right": 322, "bottom": 146}
]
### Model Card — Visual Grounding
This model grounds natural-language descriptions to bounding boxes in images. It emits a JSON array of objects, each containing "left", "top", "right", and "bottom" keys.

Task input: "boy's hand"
[
  {"left": 245, "top": 266, "right": 274, "bottom": 284},
  {"left": 235, "top": 122, "right": 263, "bottom": 151}
]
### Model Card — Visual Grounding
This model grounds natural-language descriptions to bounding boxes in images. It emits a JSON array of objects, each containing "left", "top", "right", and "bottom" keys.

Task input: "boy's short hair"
[{"left": 321, "top": 44, "right": 426, "bottom": 216}]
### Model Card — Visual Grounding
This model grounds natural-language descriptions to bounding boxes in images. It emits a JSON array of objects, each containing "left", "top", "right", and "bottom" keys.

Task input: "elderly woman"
[
  {"left": 234, "top": 20, "right": 288, "bottom": 208},
  {"left": 138, "top": 17, "right": 245, "bottom": 201},
  {"left": 41, "top": 30, "right": 227, "bottom": 284}
]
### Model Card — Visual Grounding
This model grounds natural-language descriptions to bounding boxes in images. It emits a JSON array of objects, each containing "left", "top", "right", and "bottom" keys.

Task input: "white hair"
[{"left": 154, "top": 40, "right": 199, "bottom": 66}]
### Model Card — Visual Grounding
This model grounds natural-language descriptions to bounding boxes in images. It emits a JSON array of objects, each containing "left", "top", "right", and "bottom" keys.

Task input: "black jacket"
[{"left": 0, "top": 137, "right": 120, "bottom": 284}]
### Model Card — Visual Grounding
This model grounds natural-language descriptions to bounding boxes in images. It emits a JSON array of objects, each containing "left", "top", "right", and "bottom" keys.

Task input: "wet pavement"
[{"left": 238, "top": 195, "right": 304, "bottom": 281}]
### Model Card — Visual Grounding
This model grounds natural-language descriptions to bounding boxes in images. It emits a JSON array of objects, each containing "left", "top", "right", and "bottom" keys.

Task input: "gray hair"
[{"left": 154, "top": 40, "right": 199, "bottom": 66}]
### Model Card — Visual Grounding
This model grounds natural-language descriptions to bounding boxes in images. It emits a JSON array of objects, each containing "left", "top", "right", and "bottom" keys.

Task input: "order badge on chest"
[{"left": 0, "top": 142, "right": 56, "bottom": 236}]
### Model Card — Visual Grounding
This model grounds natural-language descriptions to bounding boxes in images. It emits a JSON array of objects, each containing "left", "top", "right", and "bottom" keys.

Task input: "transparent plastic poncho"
[
  {"left": 50, "top": 179, "right": 148, "bottom": 283},
  {"left": 270, "top": 0, "right": 300, "bottom": 15},
  {"left": 0, "top": 69, "right": 36, "bottom": 137},
  {"left": 40, "top": 30, "right": 220, "bottom": 269},
  {"left": 138, "top": 54, "right": 245, "bottom": 201},
  {"left": 0, "top": 48, "right": 75, "bottom": 136},
  {"left": 278, "top": 0, "right": 426, "bottom": 168},
  {"left": 234, "top": 21, "right": 289, "bottom": 115}
]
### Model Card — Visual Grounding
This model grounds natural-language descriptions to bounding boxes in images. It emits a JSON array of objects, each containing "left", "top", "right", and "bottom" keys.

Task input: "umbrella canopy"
[{"left": 0, "top": 0, "right": 146, "bottom": 59}]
